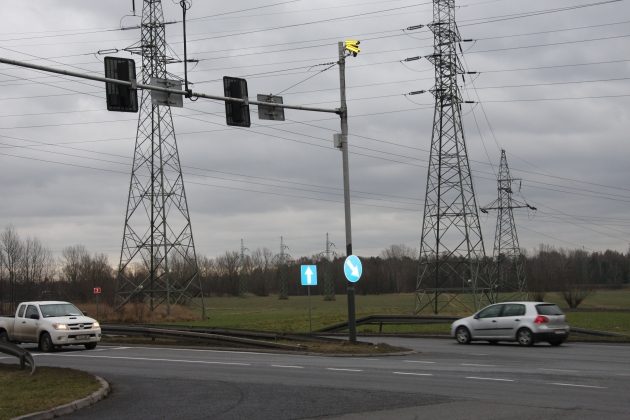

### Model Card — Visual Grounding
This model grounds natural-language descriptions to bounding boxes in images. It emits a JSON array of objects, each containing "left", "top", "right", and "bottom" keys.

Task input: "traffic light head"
[
  {"left": 344, "top": 39, "right": 361, "bottom": 57},
  {"left": 104, "top": 57, "right": 138, "bottom": 112},
  {"left": 223, "top": 76, "right": 251, "bottom": 127}
]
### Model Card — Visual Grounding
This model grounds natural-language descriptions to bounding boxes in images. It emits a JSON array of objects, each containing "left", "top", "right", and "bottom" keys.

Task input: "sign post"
[
  {"left": 301, "top": 265, "right": 317, "bottom": 333},
  {"left": 93, "top": 287, "right": 102, "bottom": 319}
]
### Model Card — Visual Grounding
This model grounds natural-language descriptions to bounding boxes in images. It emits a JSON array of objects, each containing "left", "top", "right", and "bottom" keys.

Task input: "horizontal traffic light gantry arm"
[{"left": 0, "top": 56, "right": 340, "bottom": 116}]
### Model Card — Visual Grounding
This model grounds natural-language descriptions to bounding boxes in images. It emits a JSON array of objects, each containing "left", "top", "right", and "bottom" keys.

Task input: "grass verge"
[
  {"left": 172, "top": 292, "right": 630, "bottom": 336},
  {"left": 0, "top": 364, "right": 100, "bottom": 420}
]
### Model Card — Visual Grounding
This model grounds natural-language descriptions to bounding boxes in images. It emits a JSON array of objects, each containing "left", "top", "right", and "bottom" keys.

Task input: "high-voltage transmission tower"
[
  {"left": 321, "top": 233, "right": 336, "bottom": 301},
  {"left": 416, "top": 0, "right": 488, "bottom": 314},
  {"left": 276, "top": 236, "right": 290, "bottom": 300},
  {"left": 115, "top": 0, "right": 204, "bottom": 316},
  {"left": 481, "top": 149, "right": 536, "bottom": 302},
  {"left": 239, "top": 239, "right": 249, "bottom": 297}
]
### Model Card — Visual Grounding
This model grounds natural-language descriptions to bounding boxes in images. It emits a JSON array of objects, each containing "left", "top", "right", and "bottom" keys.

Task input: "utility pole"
[
  {"left": 239, "top": 238, "right": 249, "bottom": 297},
  {"left": 114, "top": 0, "right": 204, "bottom": 317},
  {"left": 277, "top": 236, "right": 290, "bottom": 300},
  {"left": 338, "top": 41, "right": 357, "bottom": 343},
  {"left": 416, "top": 0, "right": 488, "bottom": 314},
  {"left": 481, "top": 149, "right": 536, "bottom": 301},
  {"left": 322, "top": 233, "right": 336, "bottom": 301}
]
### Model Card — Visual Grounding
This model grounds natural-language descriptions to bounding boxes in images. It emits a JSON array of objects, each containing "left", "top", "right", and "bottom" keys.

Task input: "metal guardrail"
[
  {"left": 102, "top": 325, "right": 310, "bottom": 351},
  {"left": 316, "top": 315, "right": 630, "bottom": 339},
  {"left": 103, "top": 318, "right": 628, "bottom": 345},
  {"left": 317, "top": 315, "right": 457, "bottom": 333},
  {"left": 0, "top": 341, "right": 36, "bottom": 374}
]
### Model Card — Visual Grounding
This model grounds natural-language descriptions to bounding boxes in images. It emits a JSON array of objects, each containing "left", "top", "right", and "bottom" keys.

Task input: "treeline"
[{"left": 1, "top": 227, "right": 629, "bottom": 313}]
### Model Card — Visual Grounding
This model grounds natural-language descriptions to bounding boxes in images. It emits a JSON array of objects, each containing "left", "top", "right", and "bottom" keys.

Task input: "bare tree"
[
  {"left": 1, "top": 226, "right": 24, "bottom": 312},
  {"left": 215, "top": 251, "right": 240, "bottom": 296},
  {"left": 250, "top": 247, "right": 274, "bottom": 296},
  {"left": 380, "top": 244, "right": 417, "bottom": 293},
  {"left": 61, "top": 245, "right": 89, "bottom": 284},
  {"left": 561, "top": 249, "right": 594, "bottom": 309},
  {"left": 20, "top": 237, "right": 54, "bottom": 284},
  {"left": 380, "top": 244, "right": 416, "bottom": 260}
]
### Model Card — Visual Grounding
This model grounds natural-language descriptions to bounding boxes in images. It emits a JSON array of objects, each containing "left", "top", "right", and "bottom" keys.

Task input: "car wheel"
[
  {"left": 516, "top": 328, "right": 534, "bottom": 346},
  {"left": 39, "top": 332, "right": 55, "bottom": 352},
  {"left": 0, "top": 330, "right": 8, "bottom": 342},
  {"left": 455, "top": 326, "right": 471, "bottom": 344},
  {"left": 84, "top": 343, "right": 97, "bottom": 350},
  {"left": 548, "top": 339, "right": 564, "bottom": 347}
]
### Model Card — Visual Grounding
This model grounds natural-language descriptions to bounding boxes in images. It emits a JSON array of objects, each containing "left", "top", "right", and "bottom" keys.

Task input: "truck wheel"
[
  {"left": 0, "top": 330, "right": 8, "bottom": 342},
  {"left": 39, "top": 332, "right": 55, "bottom": 352},
  {"left": 84, "top": 343, "right": 97, "bottom": 350}
]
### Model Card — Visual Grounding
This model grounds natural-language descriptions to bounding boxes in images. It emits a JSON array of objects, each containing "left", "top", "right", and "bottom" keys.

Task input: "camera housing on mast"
[{"left": 344, "top": 39, "right": 361, "bottom": 57}]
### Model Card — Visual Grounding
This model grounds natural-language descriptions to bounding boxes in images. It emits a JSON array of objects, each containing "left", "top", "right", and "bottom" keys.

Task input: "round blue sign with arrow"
[{"left": 344, "top": 255, "right": 362, "bottom": 283}]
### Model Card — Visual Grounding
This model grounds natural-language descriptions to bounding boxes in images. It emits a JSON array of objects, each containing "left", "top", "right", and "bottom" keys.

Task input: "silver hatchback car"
[{"left": 451, "top": 302, "right": 570, "bottom": 346}]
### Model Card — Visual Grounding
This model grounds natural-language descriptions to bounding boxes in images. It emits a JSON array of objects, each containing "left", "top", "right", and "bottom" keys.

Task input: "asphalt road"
[{"left": 2, "top": 338, "right": 629, "bottom": 419}]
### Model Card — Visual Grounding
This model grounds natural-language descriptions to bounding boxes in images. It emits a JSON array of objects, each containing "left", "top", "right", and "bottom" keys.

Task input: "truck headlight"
[
  {"left": 52, "top": 323, "right": 68, "bottom": 330},
  {"left": 92, "top": 321, "right": 100, "bottom": 329}
]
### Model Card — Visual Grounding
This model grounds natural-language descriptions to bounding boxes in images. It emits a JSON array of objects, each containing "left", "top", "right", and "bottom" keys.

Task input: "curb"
[{"left": 13, "top": 375, "right": 110, "bottom": 420}]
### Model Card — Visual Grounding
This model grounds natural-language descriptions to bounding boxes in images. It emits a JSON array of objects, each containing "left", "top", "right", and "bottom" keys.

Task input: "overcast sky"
[{"left": 0, "top": 0, "right": 629, "bottom": 265}]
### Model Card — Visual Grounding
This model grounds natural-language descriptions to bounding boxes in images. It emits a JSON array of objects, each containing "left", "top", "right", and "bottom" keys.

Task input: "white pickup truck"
[{"left": 0, "top": 301, "right": 101, "bottom": 352}]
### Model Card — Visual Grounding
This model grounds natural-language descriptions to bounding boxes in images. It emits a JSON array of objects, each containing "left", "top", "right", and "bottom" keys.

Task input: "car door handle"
[
  {"left": 514, "top": 319, "right": 520, "bottom": 322},
  {"left": 492, "top": 320, "right": 497, "bottom": 323}
]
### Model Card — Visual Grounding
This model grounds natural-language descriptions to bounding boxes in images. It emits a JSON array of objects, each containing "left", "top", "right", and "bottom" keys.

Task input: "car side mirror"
[
  {"left": 473, "top": 314, "right": 480, "bottom": 320},
  {"left": 29, "top": 314, "right": 40, "bottom": 320},
  {"left": 83, "top": 311, "right": 89, "bottom": 316}
]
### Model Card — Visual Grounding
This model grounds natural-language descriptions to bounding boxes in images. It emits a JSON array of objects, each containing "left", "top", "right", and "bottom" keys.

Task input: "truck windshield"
[{"left": 40, "top": 303, "right": 83, "bottom": 318}]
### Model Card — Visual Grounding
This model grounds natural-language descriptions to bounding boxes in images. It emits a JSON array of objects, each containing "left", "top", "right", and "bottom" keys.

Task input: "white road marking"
[
  {"left": 466, "top": 376, "right": 515, "bottom": 382},
  {"left": 550, "top": 383, "right": 607, "bottom": 389},
  {"left": 393, "top": 372, "right": 433, "bottom": 377},
  {"left": 271, "top": 365, "right": 303, "bottom": 369},
  {"left": 538, "top": 368, "right": 578, "bottom": 373},
  {"left": 469, "top": 353, "right": 489, "bottom": 356},
  {"left": 40, "top": 353, "right": 251, "bottom": 366},
  {"left": 461, "top": 363, "right": 496, "bottom": 367},
  {"left": 326, "top": 368, "right": 363, "bottom": 372},
  {"left": 106, "top": 345, "right": 271, "bottom": 356},
  {"left": 404, "top": 360, "right": 436, "bottom": 364}
]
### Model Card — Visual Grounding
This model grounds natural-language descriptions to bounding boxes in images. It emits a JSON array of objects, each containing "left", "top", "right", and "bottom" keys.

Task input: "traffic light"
[
  {"left": 104, "top": 57, "right": 138, "bottom": 112},
  {"left": 223, "top": 76, "right": 250, "bottom": 127},
  {"left": 344, "top": 39, "right": 361, "bottom": 57}
]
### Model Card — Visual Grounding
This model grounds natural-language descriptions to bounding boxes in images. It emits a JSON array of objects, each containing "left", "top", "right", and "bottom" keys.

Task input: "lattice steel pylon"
[
  {"left": 321, "top": 233, "right": 336, "bottom": 301},
  {"left": 115, "top": 0, "right": 204, "bottom": 316},
  {"left": 415, "top": 0, "right": 489, "bottom": 314},
  {"left": 276, "top": 236, "right": 290, "bottom": 300},
  {"left": 481, "top": 149, "right": 536, "bottom": 302}
]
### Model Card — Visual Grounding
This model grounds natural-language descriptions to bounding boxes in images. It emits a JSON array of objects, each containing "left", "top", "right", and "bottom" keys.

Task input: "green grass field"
[
  {"left": 0, "top": 365, "right": 100, "bottom": 420},
  {"left": 175, "top": 289, "right": 630, "bottom": 336}
]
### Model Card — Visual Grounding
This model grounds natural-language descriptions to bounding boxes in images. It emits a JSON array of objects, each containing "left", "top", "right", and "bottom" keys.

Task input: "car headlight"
[
  {"left": 92, "top": 321, "right": 100, "bottom": 329},
  {"left": 52, "top": 323, "right": 68, "bottom": 330}
]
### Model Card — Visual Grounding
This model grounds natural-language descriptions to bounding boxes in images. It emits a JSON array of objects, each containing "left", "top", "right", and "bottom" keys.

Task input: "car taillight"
[{"left": 534, "top": 315, "right": 549, "bottom": 324}]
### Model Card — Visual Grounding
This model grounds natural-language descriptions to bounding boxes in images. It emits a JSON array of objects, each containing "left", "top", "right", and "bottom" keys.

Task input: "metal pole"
[
  {"left": 0, "top": 55, "right": 338, "bottom": 114},
  {"left": 308, "top": 285, "right": 312, "bottom": 333},
  {"left": 338, "top": 42, "right": 356, "bottom": 343},
  {"left": 180, "top": 1, "right": 191, "bottom": 96}
]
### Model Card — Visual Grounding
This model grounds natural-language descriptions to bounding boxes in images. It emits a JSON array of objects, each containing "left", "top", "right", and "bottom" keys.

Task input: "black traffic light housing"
[
  {"left": 104, "top": 57, "right": 138, "bottom": 113},
  {"left": 223, "top": 76, "right": 250, "bottom": 127}
]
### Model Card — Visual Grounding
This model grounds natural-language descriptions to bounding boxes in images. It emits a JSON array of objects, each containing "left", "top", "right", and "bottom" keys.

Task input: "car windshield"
[
  {"left": 536, "top": 304, "right": 564, "bottom": 316},
  {"left": 40, "top": 303, "right": 83, "bottom": 318}
]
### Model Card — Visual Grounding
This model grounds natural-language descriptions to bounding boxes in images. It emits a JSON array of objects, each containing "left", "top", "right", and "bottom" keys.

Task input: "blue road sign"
[
  {"left": 344, "top": 255, "right": 362, "bottom": 283},
  {"left": 301, "top": 265, "right": 318, "bottom": 286}
]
